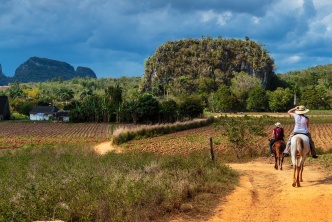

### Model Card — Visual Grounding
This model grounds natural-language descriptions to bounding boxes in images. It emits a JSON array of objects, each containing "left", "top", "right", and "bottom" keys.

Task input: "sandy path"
[
  {"left": 93, "top": 141, "right": 123, "bottom": 155},
  {"left": 207, "top": 158, "right": 332, "bottom": 222}
]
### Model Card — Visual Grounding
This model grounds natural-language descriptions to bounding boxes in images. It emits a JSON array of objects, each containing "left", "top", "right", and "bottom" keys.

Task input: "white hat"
[
  {"left": 275, "top": 122, "right": 282, "bottom": 127},
  {"left": 295, "top": 105, "right": 309, "bottom": 114}
]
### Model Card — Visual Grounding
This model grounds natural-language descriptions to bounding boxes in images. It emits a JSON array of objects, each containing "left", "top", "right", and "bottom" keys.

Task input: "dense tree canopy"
[{"left": 141, "top": 37, "right": 276, "bottom": 98}]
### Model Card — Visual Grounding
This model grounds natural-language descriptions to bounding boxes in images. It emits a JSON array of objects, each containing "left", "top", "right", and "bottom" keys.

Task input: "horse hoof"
[{"left": 292, "top": 183, "right": 296, "bottom": 187}]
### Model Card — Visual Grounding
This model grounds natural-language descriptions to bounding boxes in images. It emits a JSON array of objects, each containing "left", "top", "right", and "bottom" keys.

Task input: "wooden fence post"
[{"left": 210, "top": 137, "right": 215, "bottom": 161}]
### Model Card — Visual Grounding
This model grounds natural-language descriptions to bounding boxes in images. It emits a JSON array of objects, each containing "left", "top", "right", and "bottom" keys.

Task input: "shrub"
[
  {"left": 214, "top": 115, "right": 272, "bottom": 159},
  {"left": 179, "top": 97, "right": 204, "bottom": 120}
]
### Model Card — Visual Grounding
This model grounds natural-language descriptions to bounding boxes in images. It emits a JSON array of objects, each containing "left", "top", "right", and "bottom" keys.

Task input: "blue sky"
[{"left": 1, "top": 0, "right": 332, "bottom": 78}]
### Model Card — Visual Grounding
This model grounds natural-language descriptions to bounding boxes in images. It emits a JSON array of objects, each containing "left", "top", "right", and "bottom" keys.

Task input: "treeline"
[
  {"left": 0, "top": 66, "right": 331, "bottom": 123},
  {"left": 0, "top": 77, "right": 204, "bottom": 123}
]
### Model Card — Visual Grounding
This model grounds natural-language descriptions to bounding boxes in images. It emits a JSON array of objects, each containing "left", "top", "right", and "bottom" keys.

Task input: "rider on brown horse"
[{"left": 269, "top": 122, "right": 285, "bottom": 157}]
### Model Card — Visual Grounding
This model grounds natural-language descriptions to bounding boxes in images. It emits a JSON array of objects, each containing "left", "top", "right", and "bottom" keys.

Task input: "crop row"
[{"left": 0, "top": 122, "right": 111, "bottom": 148}]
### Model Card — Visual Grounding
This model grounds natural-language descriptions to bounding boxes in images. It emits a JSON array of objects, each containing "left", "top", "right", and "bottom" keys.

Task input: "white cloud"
[
  {"left": 252, "top": 16, "right": 260, "bottom": 24},
  {"left": 201, "top": 10, "right": 215, "bottom": 22},
  {"left": 200, "top": 10, "right": 233, "bottom": 26},
  {"left": 289, "top": 55, "right": 302, "bottom": 63}
]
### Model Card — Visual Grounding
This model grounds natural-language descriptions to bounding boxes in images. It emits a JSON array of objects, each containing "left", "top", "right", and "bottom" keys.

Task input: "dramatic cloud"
[{"left": 1, "top": 0, "right": 332, "bottom": 78}]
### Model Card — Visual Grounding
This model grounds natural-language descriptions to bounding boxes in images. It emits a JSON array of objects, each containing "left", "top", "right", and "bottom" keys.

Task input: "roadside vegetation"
[{"left": 0, "top": 144, "right": 238, "bottom": 222}]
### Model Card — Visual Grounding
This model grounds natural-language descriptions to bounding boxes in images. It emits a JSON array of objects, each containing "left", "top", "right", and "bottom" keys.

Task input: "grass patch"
[{"left": 0, "top": 144, "right": 238, "bottom": 222}]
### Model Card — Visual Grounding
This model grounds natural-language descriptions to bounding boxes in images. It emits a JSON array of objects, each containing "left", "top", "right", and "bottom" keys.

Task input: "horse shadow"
[{"left": 308, "top": 175, "right": 332, "bottom": 185}]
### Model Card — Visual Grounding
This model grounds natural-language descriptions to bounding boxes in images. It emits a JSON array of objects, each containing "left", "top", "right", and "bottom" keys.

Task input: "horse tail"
[{"left": 296, "top": 137, "right": 304, "bottom": 154}]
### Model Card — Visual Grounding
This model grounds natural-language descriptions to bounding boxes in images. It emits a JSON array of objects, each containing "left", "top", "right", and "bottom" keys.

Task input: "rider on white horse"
[{"left": 283, "top": 105, "right": 318, "bottom": 158}]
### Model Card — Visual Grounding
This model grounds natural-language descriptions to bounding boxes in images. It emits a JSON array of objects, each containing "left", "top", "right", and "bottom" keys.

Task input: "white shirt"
[{"left": 293, "top": 114, "right": 308, "bottom": 134}]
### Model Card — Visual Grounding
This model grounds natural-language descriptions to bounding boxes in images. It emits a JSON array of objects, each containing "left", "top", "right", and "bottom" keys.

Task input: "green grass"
[{"left": 0, "top": 144, "right": 238, "bottom": 222}]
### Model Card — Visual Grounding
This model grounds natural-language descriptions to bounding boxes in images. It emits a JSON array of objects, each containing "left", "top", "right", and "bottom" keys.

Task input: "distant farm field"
[
  {"left": 120, "top": 123, "right": 332, "bottom": 155},
  {"left": 0, "top": 121, "right": 112, "bottom": 148},
  {"left": 1, "top": 120, "right": 332, "bottom": 155}
]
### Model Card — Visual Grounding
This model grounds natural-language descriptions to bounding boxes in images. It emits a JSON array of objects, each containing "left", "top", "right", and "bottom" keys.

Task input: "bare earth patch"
[
  {"left": 93, "top": 141, "right": 123, "bottom": 155},
  {"left": 207, "top": 158, "right": 332, "bottom": 222}
]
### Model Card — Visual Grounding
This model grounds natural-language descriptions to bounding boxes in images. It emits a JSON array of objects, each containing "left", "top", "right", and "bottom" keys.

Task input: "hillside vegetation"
[{"left": 141, "top": 36, "right": 276, "bottom": 97}]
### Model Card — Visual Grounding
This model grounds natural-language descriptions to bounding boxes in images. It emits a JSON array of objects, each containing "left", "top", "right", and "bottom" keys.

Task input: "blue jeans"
[{"left": 269, "top": 139, "right": 276, "bottom": 154}]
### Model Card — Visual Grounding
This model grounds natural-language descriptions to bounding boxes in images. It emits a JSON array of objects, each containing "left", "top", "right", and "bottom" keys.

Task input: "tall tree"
[
  {"left": 230, "top": 72, "right": 261, "bottom": 109},
  {"left": 213, "top": 85, "right": 238, "bottom": 112},
  {"left": 267, "top": 88, "right": 293, "bottom": 112},
  {"left": 246, "top": 86, "right": 269, "bottom": 111}
]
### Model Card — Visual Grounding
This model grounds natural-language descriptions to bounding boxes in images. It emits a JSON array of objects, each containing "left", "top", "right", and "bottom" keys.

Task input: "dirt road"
[
  {"left": 207, "top": 158, "right": 332, "bottom": 222},
  {"left": 93, "top": 141, "right": 123, "bottom": 154},
  {"left": 94, "top": 143, "right": 332, "bottom": 222}
]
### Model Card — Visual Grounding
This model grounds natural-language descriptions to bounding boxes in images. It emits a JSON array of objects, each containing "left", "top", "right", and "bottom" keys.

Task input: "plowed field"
[
  {"left": 1, "top": 121, "right": 332, "bottom": 154},
  {"left": 0, "top": 122, "right": 111, "bottom": 148},
  {"left": 120, "top": 123, "right": 332, "bottom": 155}
]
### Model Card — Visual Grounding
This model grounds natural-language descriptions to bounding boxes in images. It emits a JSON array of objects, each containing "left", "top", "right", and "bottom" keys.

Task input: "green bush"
[
  {"left": 214, "top": 115, "right": 272, "bottom": 159},
  {"left": 179, "top": 97, "right": 204, "bottom": 120}
]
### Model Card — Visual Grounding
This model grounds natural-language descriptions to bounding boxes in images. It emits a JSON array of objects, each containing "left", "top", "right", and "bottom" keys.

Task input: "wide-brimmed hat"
[
  {"left": 275, "top": 122, "right": 282, "bottom": 127},
  {"left": 295, "top": 105, "right": 309, "bottom": 114}
]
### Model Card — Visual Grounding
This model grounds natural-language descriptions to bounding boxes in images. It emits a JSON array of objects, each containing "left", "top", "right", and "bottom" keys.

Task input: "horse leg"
[
  {"left": 278, "top": 150, "right": 282, "bottom": 170},
  {"left": 296, "top": 166, "right": 301, "bottom": 187},
  {"left": 275, "top": 145, "right": 280, "bottom": 170},
  {"left": 300, "top": 165, "right": 304, "bottom": 182},
  {"left": 280, "top": 155, "right": 284, "bottom": 170},
  {"left": 274, "top": 155, "right": 278, "bottom": 170},
  {"left": 292, "top": 165, "right": 297, "bottom": 187}
]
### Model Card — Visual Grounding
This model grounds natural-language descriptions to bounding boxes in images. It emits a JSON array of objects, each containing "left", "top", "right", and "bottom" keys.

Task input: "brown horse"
[{"left": 273, "top": 140, "right": 285, "bottom": 170}]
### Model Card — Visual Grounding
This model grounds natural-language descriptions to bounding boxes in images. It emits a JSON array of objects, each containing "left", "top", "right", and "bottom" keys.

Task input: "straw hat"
[
  {"left": 295, "top": 105, "right": 309, "bottom": 114},
  {"left": 275, "top": 122, "right": 282, "bottom": 128}
]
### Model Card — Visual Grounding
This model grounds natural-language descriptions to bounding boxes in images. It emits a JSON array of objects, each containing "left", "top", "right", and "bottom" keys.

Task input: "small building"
[
  {"left": 0, "top": 96, "right": 10, "bottom": 120},
  {"left": 30, "top": 106, "right": 59, "bottom": 121},
  {"left": 56, "top": 110, "right": 70, "bottom": 122}
]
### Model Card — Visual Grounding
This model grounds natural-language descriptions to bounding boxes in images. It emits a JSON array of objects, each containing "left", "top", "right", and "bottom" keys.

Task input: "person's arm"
[
  {"left": 272, "top": 130, "right": 275, "bottom": 139},
  {"left": 288, "top": 106, "right": 298, "bottom": 117}
]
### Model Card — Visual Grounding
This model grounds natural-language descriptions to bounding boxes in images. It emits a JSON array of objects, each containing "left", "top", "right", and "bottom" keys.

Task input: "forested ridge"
[
  {"left": 0, "top": 57, "right": 97, "bottom": 85},
  {"left": 141, "top": 36, "right": 276, "bottom": 97},
  {"left": 0, "top": 37, "right": 331, "bottom": 123}
]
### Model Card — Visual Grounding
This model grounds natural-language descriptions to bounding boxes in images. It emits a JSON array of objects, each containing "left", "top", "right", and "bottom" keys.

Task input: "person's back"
[
  {"left": 283, "top": 105, "right": 318, "bottom": 158},
  {"left": 269, "top": 122, "right": 284, "bottom": 156},
  {"left": 274, "top": 126, "right": 284, "bottom": 140},
  {"left": 293, "top": 114, "right": 308, "bottom": 134}
]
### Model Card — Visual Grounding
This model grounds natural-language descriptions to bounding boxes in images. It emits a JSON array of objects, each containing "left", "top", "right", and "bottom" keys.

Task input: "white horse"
[{"left": 291, "top": 134, "right": 310, "bottom": 187}]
